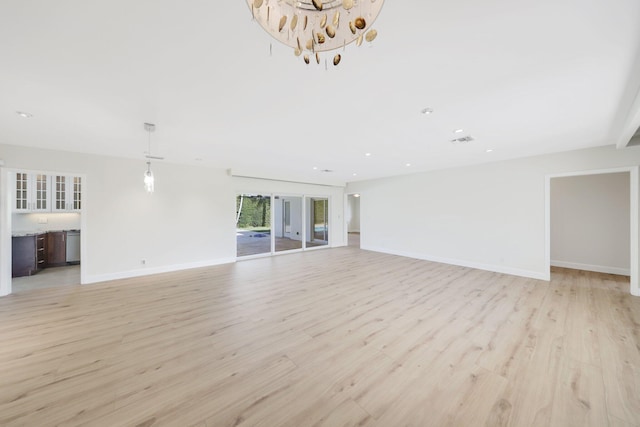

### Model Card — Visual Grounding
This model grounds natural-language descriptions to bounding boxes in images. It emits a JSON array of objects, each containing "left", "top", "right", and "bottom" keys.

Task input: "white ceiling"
[{"left": 1, "top": 0, "right": 639, "bottom": 186}]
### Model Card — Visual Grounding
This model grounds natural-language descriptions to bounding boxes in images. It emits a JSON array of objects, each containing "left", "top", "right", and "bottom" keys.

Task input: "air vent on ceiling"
[{"left": 450, "top": 136, "right": 474, "bottom": 144}]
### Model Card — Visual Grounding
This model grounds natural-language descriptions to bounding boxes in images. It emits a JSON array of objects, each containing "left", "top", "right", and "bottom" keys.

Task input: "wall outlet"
[
  {"left": 141, "top": 259, "right": 146, "bottom": 265},
  {"left": 38, "top": 217, "right": 48, "bottom": 224}
]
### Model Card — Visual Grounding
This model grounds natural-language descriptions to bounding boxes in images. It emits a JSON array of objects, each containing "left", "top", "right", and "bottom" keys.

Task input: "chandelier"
[{"left": 247, "top": 0, "right": 384, "bottom": 66}]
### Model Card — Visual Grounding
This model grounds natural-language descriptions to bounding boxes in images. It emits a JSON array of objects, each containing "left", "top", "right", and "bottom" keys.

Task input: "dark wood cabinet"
[
  {"left": 12, "top": 233, "right": 46, "bottom": 277},
  {"left": 36, "top": 234, "right": 46, "bottom": 271},
  {"left": 46, "top": 231, "right": 67, "bottom": 267}
]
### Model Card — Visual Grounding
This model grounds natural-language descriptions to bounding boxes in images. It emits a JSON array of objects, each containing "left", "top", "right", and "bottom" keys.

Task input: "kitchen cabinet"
[
  {"left": 12, "top": 233, "right": 46, "bottom": 277},
  {"left": 52, "top": 175, "right": 82, "bottom": 212},
  {"left": 46, "top": 231, "right": 67, "bottom": 267},
  {"left": 13, "top": 172, "right": 51, "bottom": 213}
]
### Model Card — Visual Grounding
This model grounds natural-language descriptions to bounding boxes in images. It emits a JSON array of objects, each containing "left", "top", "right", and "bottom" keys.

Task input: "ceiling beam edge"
[{"left": 615, "top": 48, "right": 640, "bottom": 149}]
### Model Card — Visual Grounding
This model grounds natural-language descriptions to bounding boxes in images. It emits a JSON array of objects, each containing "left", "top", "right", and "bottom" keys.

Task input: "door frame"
[
  {"left": 0, "top": 167, "right": 10, "bottom": 296},
  {"left": 235, "top": 192, "right": 331, "bottom": 259},
  {"left": 0, "top": 167, "right": 87, "bottom": 296},
  {"left": 344, "top": 193, "right": 361, "bottom": 248},
  {"left": 545, "top": 166, "right": 639, "bottom": 296},
  {"left": 309, "top": 197, "right": 329, "bottom": 243}
]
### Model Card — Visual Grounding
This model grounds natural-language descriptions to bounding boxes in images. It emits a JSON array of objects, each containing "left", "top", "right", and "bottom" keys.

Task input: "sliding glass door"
[
  {"left": 274, "top": 196, "right": 303, "bottom": 252},
  {"left": 306, "top": 197, "right": 329, "bottom": 248},
  {"left": 236, "top": 194, "right": 271, "bottom": 257},
  {"left": 236, "top": 193, "right": 329, "bottom": 257}
]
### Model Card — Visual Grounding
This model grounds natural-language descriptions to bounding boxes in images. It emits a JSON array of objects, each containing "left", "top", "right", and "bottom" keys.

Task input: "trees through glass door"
[{"left": 236, "top": 193, "right": 329, "bottom": 257}]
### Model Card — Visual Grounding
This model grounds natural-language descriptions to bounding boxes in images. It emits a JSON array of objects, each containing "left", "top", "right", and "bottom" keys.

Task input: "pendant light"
[
  {"left": 144, "top": 161, "right": 154, "bottom": 193},
  {"left": 143, "top": 123, "right": 156, "bottom": 193}
]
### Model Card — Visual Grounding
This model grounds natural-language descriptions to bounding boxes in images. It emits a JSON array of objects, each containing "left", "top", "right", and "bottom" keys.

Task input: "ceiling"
[{"left": 1, "top": 0, "right": 640, "bottom": 186}]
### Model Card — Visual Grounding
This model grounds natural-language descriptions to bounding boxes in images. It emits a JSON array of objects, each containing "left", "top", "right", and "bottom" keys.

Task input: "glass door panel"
[
  {"left": 34, "top": 174, "right": 49, "bottom": 211},
  {"left": 275, "top": 196, "right": 303, "bottom": 252},
  {"left": 73, "top": 176, "right": 82, "bottom": 210},
  {"left": 54, "top": 175, "right": 66, "bottom": 210},
  {"left": 236, "top": 194, "right": 272, "bottom": 257},
  {"left": 15, "top": 172, "right": 28, "bottom": 211},
  {"left": 306, "top": 197, "right": 329, "bottom": 248}
]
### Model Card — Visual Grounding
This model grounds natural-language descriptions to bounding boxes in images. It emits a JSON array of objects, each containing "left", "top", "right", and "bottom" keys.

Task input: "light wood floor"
[
  {"left": 348, "top": 232, "right": 360, "bottom": 248},
  {"left": 0, "top": 247, "right": 638, "bottom": 426}
]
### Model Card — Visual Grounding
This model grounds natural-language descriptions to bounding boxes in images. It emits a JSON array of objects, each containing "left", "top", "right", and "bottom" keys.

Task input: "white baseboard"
[
  {"left": 83, "top": 257, "right": 236, "bottom": 285},
  {"left": 362, "top": 245, "right": 549, "bottom": 281},
  {"left": 551, "top": 260, "right": 630, "bottom": 276}
]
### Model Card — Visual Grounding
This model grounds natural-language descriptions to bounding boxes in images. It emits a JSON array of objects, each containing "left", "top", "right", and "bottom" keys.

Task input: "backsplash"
[{"left": 12, "top": 213, "right": 81, "bottom": 233}]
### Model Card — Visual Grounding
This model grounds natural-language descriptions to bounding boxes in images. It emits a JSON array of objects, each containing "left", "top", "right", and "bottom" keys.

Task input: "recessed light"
[
  {"left": 352, "top": 173, "right": 357, "bottom": 176},
  {"left": 486, "top": 149, "right": 494, "bottom": 153},
  {"left": 421, "top": 108, "right": 433, "bottom": 115},
  {"left": 313, "top": 166, "right": 318, "bottom": 170},
  {"left": 365, "top": 153, "right": 372, "bottom": 157},
  {"left": 454, "top": 129, "right": 464, "bottom": 134},
  {"left": 353, "top": 194, "right": 361, "bottom": 198},
  {"left": 405, "top": 163, "right": 411, "bottom": 167},
  {"left": 16, "top": 111, "right": 33, "bottom": 118}
]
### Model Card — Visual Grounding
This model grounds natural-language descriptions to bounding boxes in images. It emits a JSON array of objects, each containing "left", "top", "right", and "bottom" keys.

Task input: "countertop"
[{"left": 12, "top": 229, "right": 80, "bottom": 237}]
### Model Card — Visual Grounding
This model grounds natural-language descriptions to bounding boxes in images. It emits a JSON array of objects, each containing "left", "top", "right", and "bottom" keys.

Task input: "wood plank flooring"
[{"left": 0, "top": 247, "right": 638, "bottom": 426}]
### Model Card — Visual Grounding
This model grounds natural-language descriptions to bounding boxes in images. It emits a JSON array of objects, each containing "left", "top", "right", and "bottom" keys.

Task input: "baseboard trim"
[
  {"left": 83, "top": 257, "right": 237, "bottom": 285},
  {"left": 362, "top": 245, "right": 549, "bottom": 281},
  {"left": 551, "top": 260, "right": 630, "bottom": 276}
]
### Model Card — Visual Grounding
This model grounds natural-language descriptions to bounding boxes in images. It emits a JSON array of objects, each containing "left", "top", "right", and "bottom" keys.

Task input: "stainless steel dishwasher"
[{"left": 66, "top": 230, "right": 81, "bottom": 263}]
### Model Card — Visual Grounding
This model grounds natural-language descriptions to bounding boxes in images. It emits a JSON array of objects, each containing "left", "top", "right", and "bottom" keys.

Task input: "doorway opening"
[
  {"left": 346, "top": 193, "right": 361, "bottom": 248},
  {"left": 546, "top": 167, "right": 639, "bottom": 296},
  {"left": 2, "top": 168, "right": 85, "bottom": 296}
]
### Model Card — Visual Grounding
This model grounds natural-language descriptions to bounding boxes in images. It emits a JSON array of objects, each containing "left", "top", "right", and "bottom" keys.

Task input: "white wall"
[
  {"left": 551, "top": 173, "right": 630, "bottom": 275},
  {"left": 347, "top": 145, "right": 640, "bottom": 286},
  {"left": 12, "top": 212, "right": 81, "bottom": 233},
  {"left": 347, "top": 195, "right": 360, "bottom": 232},
  {"left": 234, "top": 176, "right": 345, "bottom": 247},
  {"left": 0, "top": 167, "right": 10, "bottom": 296},
  {"left": 0, "top": 143, "right": 237, "bottom": 290}
]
